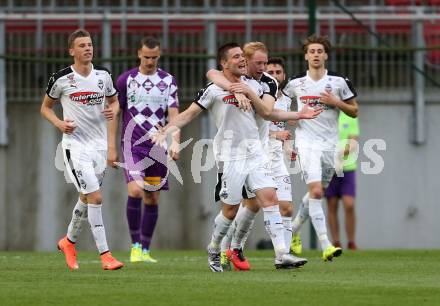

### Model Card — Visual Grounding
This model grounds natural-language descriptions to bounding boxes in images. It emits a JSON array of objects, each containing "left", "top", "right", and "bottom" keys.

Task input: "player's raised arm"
[
  {"left": 319, "top": 92, "right": 358, "bottom": 118},
  {"left": 267, "top": 104, "right": 323, "bottom": 121},
  {"left": 229, "top": 82, "right": 274, "bottom": 119},
  {"left": 206, "top": 69, "right": 252, "bottom": 111},
  {"left": 167, "top": 107, "right": 181, "bottom": 161},
  {"left": 152, "top": 102, "right": 203, "bottom": 145}
]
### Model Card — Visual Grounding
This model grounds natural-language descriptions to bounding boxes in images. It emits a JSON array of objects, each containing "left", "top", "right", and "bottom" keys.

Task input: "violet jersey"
[
  {"left": 283, "top": 70, "right": 357, "bottom": 150},
  {"left": 252, "top": 72, "right": 278, "bottom": 149},
  {"left": 269, "top": 92, "right": 292, "bottom": 153},
  {"left": 46, "top": 65, "right": 117, "bottom": 150},
  {"left": 194, "top": 77, "right": 265, "bottom": 162},
  {"left": 116, "top": 67, "right": 179, "bottom": 150}
]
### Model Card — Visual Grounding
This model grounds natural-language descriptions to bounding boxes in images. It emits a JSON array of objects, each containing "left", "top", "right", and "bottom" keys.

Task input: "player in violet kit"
[{"left": 114, "top": 36, "right": 180, "bottom": 263}]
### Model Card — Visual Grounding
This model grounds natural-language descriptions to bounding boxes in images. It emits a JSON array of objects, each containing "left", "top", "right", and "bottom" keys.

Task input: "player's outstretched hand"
[
  {"left": 169, "top": 141, "right": 180, "bottom": 161},
  {"left": 298, "top": 104, "right": 323, "bottom": 119},
  {"left": 107, "top": 147, "right": 119, "bottom": 168},
  {"left": 101, "top": 104, "right": 115, "bottom": 121},
  {"left": 234, "top": 93, "right": 252, "bottom": 112},
  {"left": 151, "top": 126, "right": 167, "bottom": 148},
  {"left": 57, "top": 118, "right": 77, "bottom": 134}
]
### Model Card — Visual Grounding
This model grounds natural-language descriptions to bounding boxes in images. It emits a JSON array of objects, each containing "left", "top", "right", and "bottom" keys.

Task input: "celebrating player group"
[{"left": 41, "top": 29, "right": 358, "bottom": 272}]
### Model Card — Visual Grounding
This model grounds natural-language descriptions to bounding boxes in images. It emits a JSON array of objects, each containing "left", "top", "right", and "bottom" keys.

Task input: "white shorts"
[
  {"left": 217, "top": 154, "right": 277, "bottom": 205},
  {"left": 62, "top": 147, "right": 107, "bottom": 194},
  {"left": 297, "top": 146, "right": 335, "bottom": 188},
  {"left": 269, "top": 150, "right": 289, "bottom": 177},
  {"left": 274, "top": 175, "right": 292, "bottom": 202}
]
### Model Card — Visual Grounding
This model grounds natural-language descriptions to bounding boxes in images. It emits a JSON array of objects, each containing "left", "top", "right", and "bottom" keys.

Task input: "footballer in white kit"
[
  {"left": 206, "top": 46, "right": 320, "bottom": 271},
  {"left": 154, "top": 43, "right": 305, "bottom": 272},
  {"left": 196, "top": 78, "right": 276, "bottom": 206},
  {"left": 285, "top": 35, "right": 358, "bottom": 262},
  {"left": 283, "top": 69, "right": 357, "bottom": 186},
  {"left": 41, "top": 29, "right": 123, "bottom": 271},
  {"left": 47, "top": 65, "right": 117, "bottom": 194}
]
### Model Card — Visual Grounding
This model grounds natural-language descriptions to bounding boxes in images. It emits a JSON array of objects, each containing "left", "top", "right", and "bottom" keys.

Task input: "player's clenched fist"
[{"left": 56, "top": 118, "right": 77, "bottom": 134}]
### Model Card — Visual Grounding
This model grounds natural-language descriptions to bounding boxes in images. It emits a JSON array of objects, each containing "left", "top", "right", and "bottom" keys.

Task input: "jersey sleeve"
[
  {"left": 45, "top": 73, "right": 62, "bottom": 99},
  {"left": 116, "top": 73, "right": 128, "bottom": 109},
  {"left": 263, "top": 75, "right": 278, "bottom": 99},
  {"left": 282, "top": 80, "right": 296, "bottom": 100},
  {"left": 167, "top": 75, "right": 179, "bottom": 108},
  {"left": 340, "top": 76, "right": 357, "bottom": 101},
  {"left": 194, "top": 84, "right": 214, "bottom": 110},
  {"left": 286, "top": 95, "right": 292, "bottom": 111},
  {"left": 105, "top": 72, "right": 117, "bottom": 97}
]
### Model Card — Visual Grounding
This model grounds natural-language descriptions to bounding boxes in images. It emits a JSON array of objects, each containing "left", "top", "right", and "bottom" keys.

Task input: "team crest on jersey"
[
  {"left": 157, "top": 80, "right": 168, "bottom": 92},
  {"left": 223, "top": 94, "right": 239, "bottom": 107},
  {"left": 325, "top": 83, "right": 332, "bottom": 92},
  {"left": 67, "top": 74, "right": 77, "bottom": 88},
  {"left": 97, "top": 79, "right": 104, "bottom": 90},
  {"left": 70, "top": 91, "right": 105, "bottom": 106},
  {"left": 142, "top": 79, "right": 154, "bottom": 91}
]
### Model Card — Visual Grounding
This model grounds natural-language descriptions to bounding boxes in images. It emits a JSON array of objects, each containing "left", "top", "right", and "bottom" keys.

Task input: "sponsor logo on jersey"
[
  {"left": 128, "top": 78, "right": 140, "bottom": 90},
  {"left": 272, "top": 121, "right": 286, "bottom": 129},
  {"left": 300, "top": 95, "right": 329, "bottom": 110},
  {"left": 69, "top": 91, "right": 105, "bottom": 106},
  {"left": 222, "top": 94, "right": 239, "bottom": 107},
  {"left": 50, "top": 84, "right": 58, "bottom": 96}
]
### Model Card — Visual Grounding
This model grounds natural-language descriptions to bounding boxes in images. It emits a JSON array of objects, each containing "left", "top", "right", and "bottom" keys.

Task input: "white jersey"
[
  {"left": 46, "top": 65, "right": 117, "bottom": 150},
  {"left": 283, "top": 70, "right": 357, "bottom": 150},
  {"left": 195, "top": 76, "right": 265, "bottom": 162},
  {"left": 269, "top": 93, "right": 292, "bottom": 154}
]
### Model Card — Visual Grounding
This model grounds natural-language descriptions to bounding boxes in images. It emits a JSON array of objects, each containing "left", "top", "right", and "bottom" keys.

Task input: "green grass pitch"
[{"left": 1, "top": 250, "right": 440, "bottom": 306}]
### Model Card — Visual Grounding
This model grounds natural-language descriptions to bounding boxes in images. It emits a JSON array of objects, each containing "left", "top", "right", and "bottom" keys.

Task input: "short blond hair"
[{"left": 243, "top": 41, "right": 268, "bottom": 59}]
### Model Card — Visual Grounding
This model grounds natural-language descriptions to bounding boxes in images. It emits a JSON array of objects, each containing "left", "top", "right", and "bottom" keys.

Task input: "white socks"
[
  {"left": 230, "top": 206, "right": 257, "bottom": 250},
  {"left": 292, "top": 192, "right": 310, "bottom": 234},
  {"left": 309, "top": 198, "right": 332, "bottom": 250},
  {"left": 209, "top": 212, "right": 232, "bottom": 252},
  {"left": 263, "top": 205, "right": 287, "bottom": 257},
  {"left": 221, "top": 222, "right": 234, "bottom": 252},
  {"left": 66, "top": 198, "right": 88, "bottom": 243},
  {"left": 282, "top": 216, "right": 293, "bottom": 251},
  {"left": 88, "top": 203, "right": 109, "bottom": 254}
]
